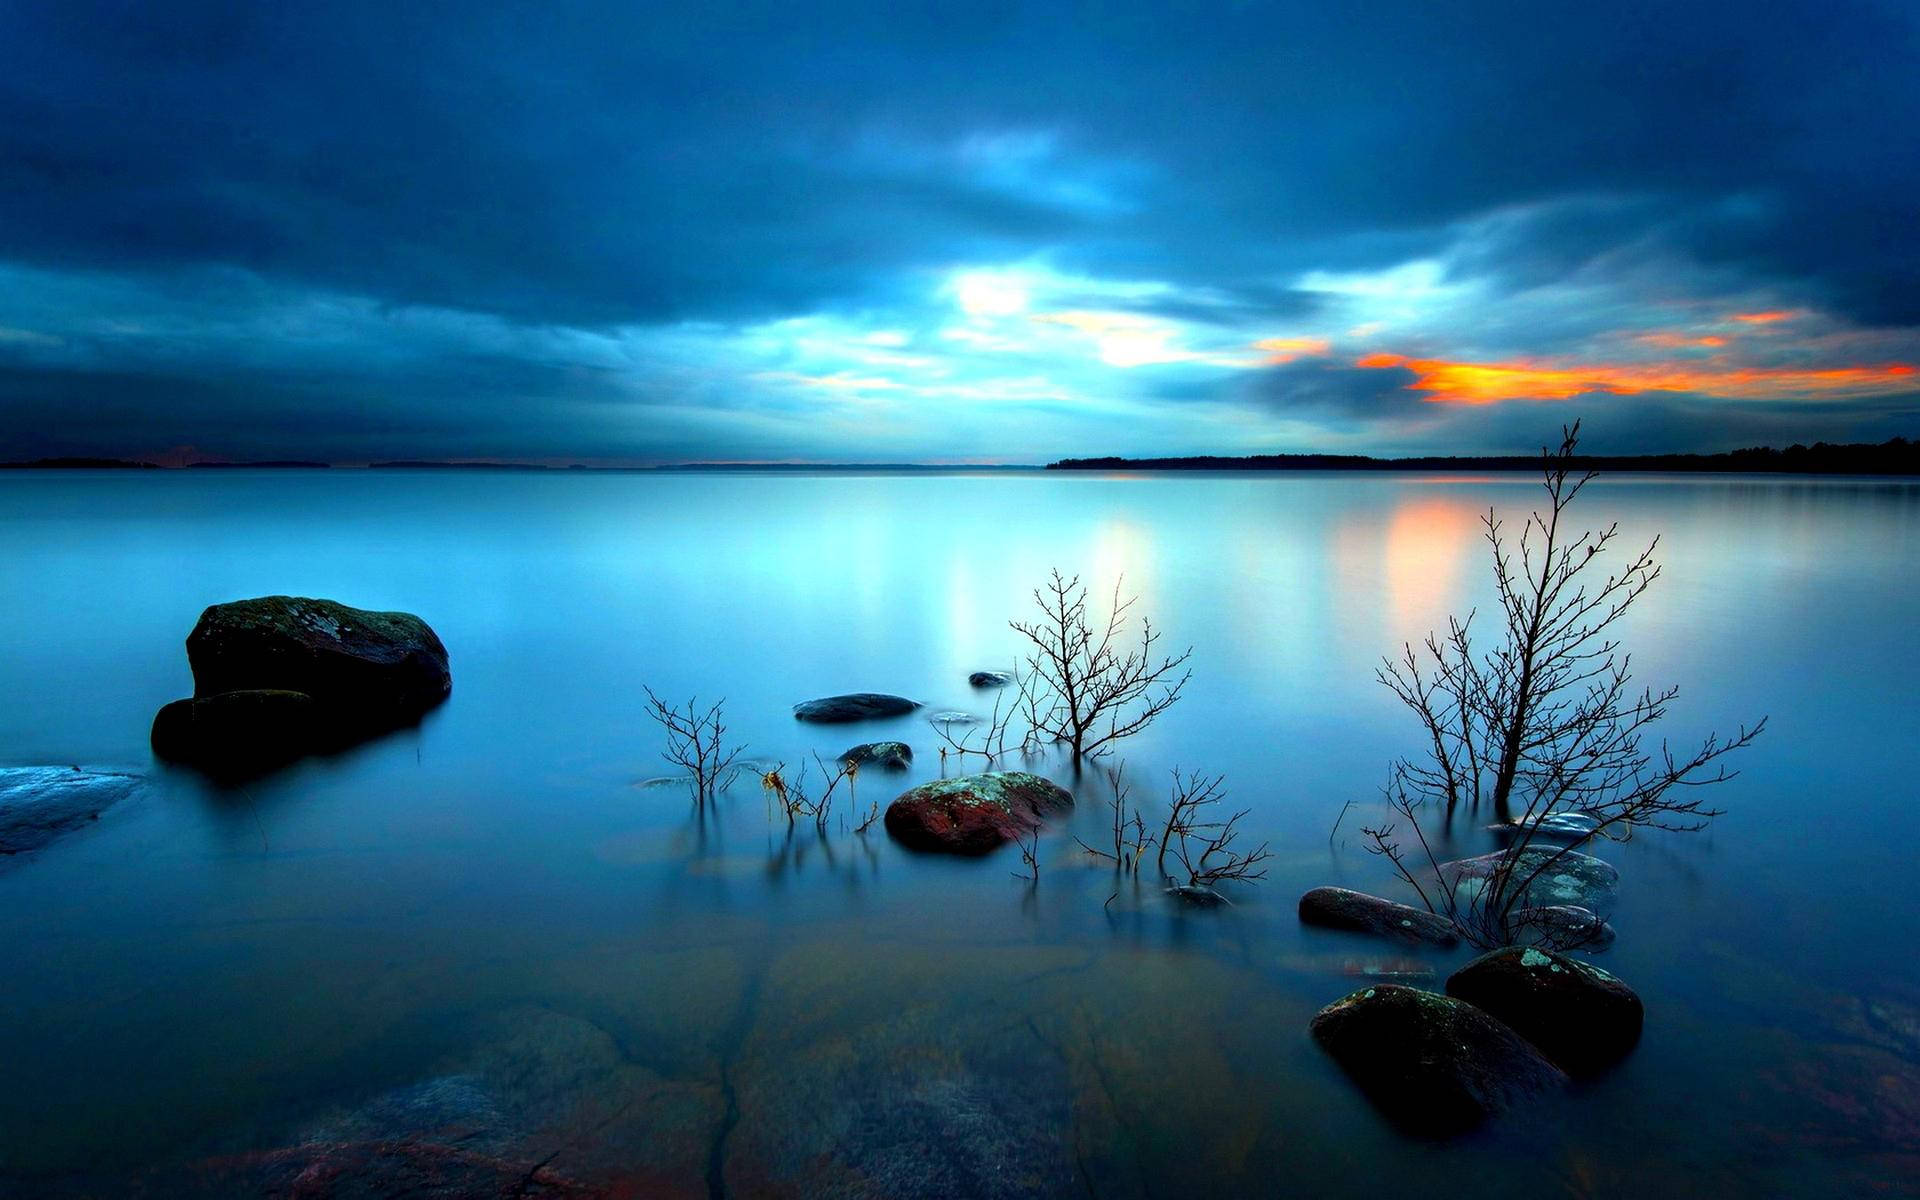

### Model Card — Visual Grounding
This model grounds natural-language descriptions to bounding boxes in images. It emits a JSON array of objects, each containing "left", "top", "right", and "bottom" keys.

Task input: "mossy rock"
[
  {"left": 1439, "top": 847, "right": 1618, "bottom": 913},
  {"left": 883, "top": 772, "right": 1072, "bottom": 856},
  {"left": 1310, "top": 984, "right": 1566, "bottom": 1136},
  {"left": 185, "top": 595, "right": 450, "bottom": 730},
  {"left": 1445, "top": 947, "right": 1644, "bottom": 1075}
]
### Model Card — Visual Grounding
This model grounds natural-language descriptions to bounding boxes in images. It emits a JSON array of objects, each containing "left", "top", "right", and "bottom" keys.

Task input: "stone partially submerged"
[
  {"left": 1310, "top": 984, "right": 1567, "bottom": 1136},
  {"left": 883, "top": 772, "right": 1072, "bottom": 855},
  {"left": 1446, "top": 947, "right": 1644, "bottom": 1075},
  {"left": 1298, "top": 886, "right": 1461, "bottom": 947},
  {"left": 1439, "top": 847, "right": 1618, "bottom": 913},
  {"left": 793, "top": 693, "right": 921, "bottom": 723},
  {"left": 152, "top": 595, "right": 450, "bottom": 774},
  {"left": 839, "top": 741, "right": 913, "bottom": 770},
  {"left": 0, "top": 766, "right": 141, "bottom": 862}
]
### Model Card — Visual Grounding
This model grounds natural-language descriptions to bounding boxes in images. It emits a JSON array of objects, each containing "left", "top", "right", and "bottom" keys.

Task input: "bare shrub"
[
  {"left": 757, "top": 754, "right": 857, "bottom": 831},
  {"left": 1366, "top": 422, "right": 1765, "bottom": 948},
  {"left": 1076, "top": 762, "right": 1154, "bottom": 873},
  {"left": 1010, "top": 570, "right": 1192, "bottom": 761},
  {"left": 1156, "top": 768, "right": 1271, "bottom": 892},
  {"left": 642, "top": 687, "right": 745, "bottom": 808}
]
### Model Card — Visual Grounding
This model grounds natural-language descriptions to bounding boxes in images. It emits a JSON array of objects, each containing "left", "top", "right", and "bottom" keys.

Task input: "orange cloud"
[
  {"left": 1253, "top": 335, "right": 1332, "bottom": 363},
  {"left": 1731, "top": 310, "right": 1799, "bottom": 324},
  {"left": 1356, "top": 352, "right": 1917, "bottom": 405}
]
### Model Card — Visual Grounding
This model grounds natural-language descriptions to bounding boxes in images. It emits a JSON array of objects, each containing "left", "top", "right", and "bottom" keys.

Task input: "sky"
[{"left": 1, "top": 0, "right": 1917, "bottom": 465}]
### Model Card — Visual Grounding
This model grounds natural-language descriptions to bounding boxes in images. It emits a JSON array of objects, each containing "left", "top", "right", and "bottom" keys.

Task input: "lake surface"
[{"left": 1, "top": 468, "right": 1916, "bottom": 1197}]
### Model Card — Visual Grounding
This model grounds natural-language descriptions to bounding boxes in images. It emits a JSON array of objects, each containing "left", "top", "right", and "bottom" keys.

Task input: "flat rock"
[
  {"left": 967, "top": 671, "right": 1014, "bottom": 688},
  {"left": 927, "top": 710, "right": 982, "bottom": 726},
  {"left": 1439, "top": 847, "right": 1618, "bottom": 913},
  {"left": 884, "top": 772, "right": 1072, "bottom": 856},
  {"left": 1490, "top": 810, "right": 1602, "bottom": 841},
  {"left": 184, "top": 595, "right": 451, "bottom": 731},
  {"left": 1446, "top": 947, "right": 1644, "bottom": 1075},
  {"left": 1310, "top": 984, "right": 1567, "bottom": 1136},
  {"left": 793, "top": 693, "right": 921, "bottom": 723},
  {"left": 839, "top": 741, "right": 913, "bottom": 770},
  {"left": 1298, "top": 886, "right": 1461, "bottom": 947},
  {"left": 0, "top": 766, "right": 140, "bottom": 859}
]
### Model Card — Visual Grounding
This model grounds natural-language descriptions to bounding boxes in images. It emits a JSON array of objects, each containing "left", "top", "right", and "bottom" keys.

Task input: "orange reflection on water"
[{"left": 1381, "top": 494, "right": 1484, "bottom": 642}]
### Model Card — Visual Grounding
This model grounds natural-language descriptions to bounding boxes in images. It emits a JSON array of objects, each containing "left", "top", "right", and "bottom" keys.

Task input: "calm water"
[{"left": 1, "top": 468, "right": 1916, "bottom": 1197}]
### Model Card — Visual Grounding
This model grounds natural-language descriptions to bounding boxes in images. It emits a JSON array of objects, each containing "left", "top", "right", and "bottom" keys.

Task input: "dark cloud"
[{"left": 0, "top": 0, "right": 1915, "bottom": 459}]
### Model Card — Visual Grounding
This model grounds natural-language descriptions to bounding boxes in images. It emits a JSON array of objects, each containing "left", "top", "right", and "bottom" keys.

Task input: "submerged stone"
[
  {"left": 1510, "top": 904, "right": 1617, "bottom": 949},
  {"left": 1445, "top": 946, "right": 1644, "bottom": 1075},
  {"left": 883, "top": 771, "right": 1072, "bottom": 855},
  {"left": 968, "top": 670, "right": 1014, "bottom": 688},
  {"left": 839, "top": 741, "right": 914, "bottom": 770},
  {"left": 1298, "top": 886, "right": 1461, "bottom": 947},
  {"left": 1167, "top": 883, "right": 1229, "bottom": 907},
  {"left": 1439, "top": 847, "right": 1618, "bottom": 913},
  {"left": 0, "top": 766, "right": 141, "bottom": 860},
  {"left": 1490, "top": 810, "right": 1602, "bottom": 841},
  {"left": 1310, "top": 984, "right": 1566, "bottom": 1136},
  {"left": 793, "top": 693, "right": 922, "bottom": 722}
]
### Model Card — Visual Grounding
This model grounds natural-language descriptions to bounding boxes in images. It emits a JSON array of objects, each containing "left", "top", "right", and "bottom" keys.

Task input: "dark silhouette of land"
[{"left": 1049, "top": 437, "right": 1919, "bottom": 475}]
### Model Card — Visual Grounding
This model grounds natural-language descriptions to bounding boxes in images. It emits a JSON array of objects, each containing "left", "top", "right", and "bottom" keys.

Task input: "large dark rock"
[
  {"left": 0, "top": 766, "right": 140, "bottom": 860},
  {"left": 884, "top": 772, "right": 1072, "bottom": 856},
  {"left": 1298, "top": 886, "right": 1461, "bottom": 947},
  {"left": 184, "top": 596, "right": 451, "bottom": 730},
  {"left": 1439, "top": 846, "right": 1618, "bottom": 913},
  {"left": 1310, "top": 984, "right": 1567, "bottom": 1136},
  {"left": 1445, "top": 947, "right": 1644, "bottom": 1075},
  {"left": 839, "top": 741, "right": 913, "bottom": 770},
  {"left": 793, "top": 693, "right": 921, "bottom": 723}
]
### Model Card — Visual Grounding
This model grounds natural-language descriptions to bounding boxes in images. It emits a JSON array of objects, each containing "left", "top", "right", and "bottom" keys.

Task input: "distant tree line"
[{"left": 1049, "top": 436, "right": 1920, "bottom": 475}]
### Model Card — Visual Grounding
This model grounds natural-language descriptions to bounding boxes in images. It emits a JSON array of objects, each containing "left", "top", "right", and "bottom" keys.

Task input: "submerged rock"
[
  {"left": 184, "top": 595, "right": 451, "bottom": 728},
  {"left": 1310, "top": 984, "right": 1567, "bottom": 1136},
  {"left": 1167, "top": 883, "right": 1229, "bottom": 907},
  {"left": 151, "top": 689, "right": 321, "bottom": 771},
  {"left": 1445, "top": 947, "right": 1644, "bottom": 1075},
  {"left": 793, "top": 693, "right": 922, "bottom": 723},
  {"left": 1439, "top": 847, "right": 1618, "bottom": 913},
  {"left": 1298, "top": 886, "right": 1461, "bottom": 947},
  {"left": 0, "top": 766, "right": 140, "bottom": 860},
  {"left": 839, "top": 741, "right": 913, "bottom": 770},
  {"left": 884, "top": 772, "right": 1072, "bottom": 855},
  {"left": 1510, "top": 904, "right": 1617, "bottom": 949},
  {"left": 1490, "top": 810, "right": 1602, "bottom": 841},
  {"left": 927, "top": 709, "right": 982, "bottom": 726},
  {"left": 968, "top": 670, "right": 1014, "bottom": 688}
]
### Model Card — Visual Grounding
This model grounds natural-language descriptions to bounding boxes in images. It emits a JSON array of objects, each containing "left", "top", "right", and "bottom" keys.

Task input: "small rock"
[
  {"left": 968, "top": 671, "right": 1014, "bottom": 688},
  {"left": 0, "top": 766, "right": 141, "bottom": 860},
  {"left": 1298, "top": 886, "right": 1461, "bottom": 947},
  {"left": 839, "top": 742, "right": 913, "bottom": 770},
  {"left": 884, "top": 772, "right": 1072, "bottom": 856},
  {"left": 1310, "top": 984, "right": 1567, "bottom": 1136},
  {"left": 1445, "top": 947, "right": 1644, "bottom": 1075},
  {"left": 1439, "top": 847, "right": 1618, "bottom": 913},
  {"left": 793, "top": 693, "right": 922, "bottom": 723},
  {"left": 927, "top": 710, "right": 982, "bottom": 726}
]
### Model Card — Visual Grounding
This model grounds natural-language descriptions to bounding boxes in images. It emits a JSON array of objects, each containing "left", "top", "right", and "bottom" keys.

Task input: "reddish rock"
[{"left": 883, "top": 772, "right": 1072, "bottom": 855}]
